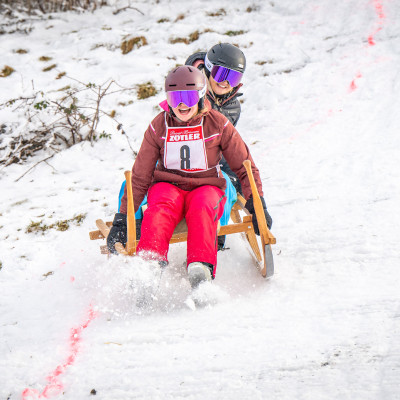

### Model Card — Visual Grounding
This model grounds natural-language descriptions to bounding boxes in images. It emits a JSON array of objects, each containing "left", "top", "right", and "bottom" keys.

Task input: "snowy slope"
[{"left": 1, "top": 0, "right": 400, "bottom": 399}]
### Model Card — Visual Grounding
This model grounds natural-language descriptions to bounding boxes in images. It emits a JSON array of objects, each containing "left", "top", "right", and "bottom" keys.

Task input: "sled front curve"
[
  {"left": 89, "top": 160, "right": 276, "bottom": 278},
  {"left": 243, "top": 160, "right": 275, "bottom": 278}
]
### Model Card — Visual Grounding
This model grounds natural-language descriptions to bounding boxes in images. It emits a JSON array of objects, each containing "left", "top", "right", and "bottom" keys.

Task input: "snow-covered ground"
[{"left": 1, "top": 0, "right": 400, "bottom": 399}]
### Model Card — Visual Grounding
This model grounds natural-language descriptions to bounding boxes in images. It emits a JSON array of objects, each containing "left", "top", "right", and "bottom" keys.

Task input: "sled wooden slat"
[
  {"left": 235, "top": 193, "right": 248, "bottom": 213},
  {"left": 124, "top": 170, "right": 136, "bottom": 255},
  {"left": 89, "top": 230, "right": 105, "bottom": 240},
  {"left": 95, "top": 219, "right": 128, "bottom": 256},
  {"left": 243, "top": 160, "right": 275, "bottom": 277},
  {"left": 242, "top": 215, "right": 263, "bottom": 262},
  {"left": 90, "top": 219, "right": 254, "bottom": 244}
]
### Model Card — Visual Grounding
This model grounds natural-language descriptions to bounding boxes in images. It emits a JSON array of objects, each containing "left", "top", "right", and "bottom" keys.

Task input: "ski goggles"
[
  {"left": 204, "top": 54, "right": 243, "bottom": 87},
  {"left": 209, "top": 65, "right": 243, "bottom": 87},
  {"left": 166, "top": 87, "right": 205, "bottom": 108}
]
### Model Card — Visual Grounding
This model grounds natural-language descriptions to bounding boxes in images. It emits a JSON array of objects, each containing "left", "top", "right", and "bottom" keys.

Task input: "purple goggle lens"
[
  {"left": 166, "top": 90, "right": 200, "bottom": 108},
  {"left": 210, "top": 65, "right": 243, "bottom": 87}
]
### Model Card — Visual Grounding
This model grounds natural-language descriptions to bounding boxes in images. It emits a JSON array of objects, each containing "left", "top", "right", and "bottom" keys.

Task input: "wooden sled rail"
[{"left": 89, "top": 160, "right": 276, "bottom": 277}]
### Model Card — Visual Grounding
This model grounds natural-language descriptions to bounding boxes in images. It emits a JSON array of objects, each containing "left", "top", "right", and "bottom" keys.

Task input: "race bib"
[{"left": 164, "top": 123, "right": 208, "bottom": 172}]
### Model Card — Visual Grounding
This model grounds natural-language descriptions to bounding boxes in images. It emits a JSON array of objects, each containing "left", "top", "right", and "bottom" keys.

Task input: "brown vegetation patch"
[
  {"left": 118, "top": 100, "right": 133, "bottom": 106},
  {"left": 57, "top": 85, "right": 71, "bottom": 91},
  {"left": 39, "top": 56, "right": 52, "bottom": 61},
  {"left": 207, "top": 8, "right": 226, "bottom": 17},
  {"left": 137, "top": 82, "right": 157, "bottom": 100},
  {"left": 121, "top": 36, "right": 148, "bottom": 55},
  {"left": 246, "top": 5, "right": 260, "bottom": 12},
  {"left": 169, "top": 30, "right": 200, "bottom": 45},
  {"left": 43, "top": 64, "right": 57, "bottom": 72},
  {"left": 0, "top": 65, "right": 15, "bottom": 77},
  {"left": 225, "top": 30, "right": 246, "bottom": 36},
  {"left": 4, "top": 0, "right": 104, "bottom": 13},
  {"left": 26, "top": 213, "right": 86, "bottom": 234},
  {"left": 55, "top": 71, "right": 66, "bottom": 79}
]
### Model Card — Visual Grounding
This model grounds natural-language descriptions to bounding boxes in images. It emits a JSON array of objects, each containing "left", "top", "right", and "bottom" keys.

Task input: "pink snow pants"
[{"left": 137, "top": 182, "right": 226, "bottom": 276}]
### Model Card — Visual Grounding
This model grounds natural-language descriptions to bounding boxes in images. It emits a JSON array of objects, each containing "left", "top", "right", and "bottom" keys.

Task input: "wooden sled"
[{"left": 89, "top": 160, "right": 276, "bottom": 277}]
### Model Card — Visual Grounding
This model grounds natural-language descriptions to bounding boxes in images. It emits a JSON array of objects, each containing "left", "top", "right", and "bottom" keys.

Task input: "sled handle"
[
  {"left": 243, "top": 160, "right": 269, "bottom": 241},
  {"left": 124, "top": 170, "right": 136, "bottom": 256}
]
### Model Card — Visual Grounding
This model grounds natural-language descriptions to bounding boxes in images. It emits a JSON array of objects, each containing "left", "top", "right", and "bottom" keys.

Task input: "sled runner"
[{"left": 89, "top": 160, "right": 276, "bottom": 277}]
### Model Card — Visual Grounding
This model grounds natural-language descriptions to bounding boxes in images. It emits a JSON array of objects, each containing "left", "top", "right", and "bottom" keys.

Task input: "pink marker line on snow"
[
  {"left": 21, "top": 305, "right": 97, "bottom": 399},
  {"left": 368, "top": 0, "right": 385, "bottom": 45},
  {"left": 349, "top": 1, "right": 385, "bottom": 91},
  {"left": 265, "top": 0, "right": 388, "bottom": 155},
  {"left": 349, "top": 72, "right": 363, "bottom": 92}
]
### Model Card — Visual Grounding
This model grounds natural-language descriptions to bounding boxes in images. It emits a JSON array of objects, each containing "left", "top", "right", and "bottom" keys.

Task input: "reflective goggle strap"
[
  {"left": 204, "top": 53, "right": 213, "bottom": 72},
  {"left": 198, "top": 82, "right": 207, "bottom": 99}
]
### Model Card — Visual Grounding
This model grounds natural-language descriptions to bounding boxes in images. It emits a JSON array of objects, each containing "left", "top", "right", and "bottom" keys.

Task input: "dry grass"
[
  {"left": 225, "top": 30, "right": 246, "bottom": 36},
  {"left": 207, "top": 8, "right": 226, "bottom": 17},
  {"left": 42, "top": 64, "right": 57, "bottom": 72},
  {"left": 169, "top": 30, "right": 200, "bottom": 45},
  {"left": 137, "top": 82, "right": 157, "bottom": 100},
  {"left": 26, "top": 213, "right": 86, "bottom": 234},
  {"left": 121, "top": 36, "right": 148, "bottom": 55},
  {"left": 55, "top": 71, "right": 66, "bottom": 79},
  {"left": 246, "top": 5, "right": 260, "bottom": 12},
  {"left": 1, "top": 0, "right": 107, "bottom": 13},
  {"left": 0, "top": 65, "right": 15, "bottom": 77}
]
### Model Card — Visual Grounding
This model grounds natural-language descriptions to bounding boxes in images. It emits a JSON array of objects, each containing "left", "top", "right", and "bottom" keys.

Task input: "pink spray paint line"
[
  {"left": 21, "top": 305, "right": 97, "bottom": 399},
  {"left": 261, "top": 0, "right": 387, "bottom": 157},
  {"left": 350, "top": 1, "right": 384, "bottom": 88},
  {"left": 368, "top": 0, "right": 385, "bottom": 45},
  {"left": 349, "top": 72, "right": 363, "bottom": 92}
]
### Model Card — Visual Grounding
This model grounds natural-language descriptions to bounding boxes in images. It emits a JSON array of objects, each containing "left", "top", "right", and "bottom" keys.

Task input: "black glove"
[
  {"left": 107, "top": 213, "right": 127, "bottom": 254},
  {"left": 245, "top": 196, "right": 273, "bottom": 235}
]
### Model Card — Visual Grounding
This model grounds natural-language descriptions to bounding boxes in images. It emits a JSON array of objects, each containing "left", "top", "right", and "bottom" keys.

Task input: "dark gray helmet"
[{"left": 205, "top": 43, "right": 246, "bottom": 73}]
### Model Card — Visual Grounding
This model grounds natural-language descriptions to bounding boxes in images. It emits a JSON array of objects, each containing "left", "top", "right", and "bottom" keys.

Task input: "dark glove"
[
  {"left": 245, "top": 196, "right": 273, "bottom": 235},
  {"left": 107, "top": 213, "right": 127, "bottom": 254}
]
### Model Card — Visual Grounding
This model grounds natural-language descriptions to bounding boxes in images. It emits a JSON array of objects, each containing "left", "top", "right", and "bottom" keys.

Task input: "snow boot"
[
  {"left": 217, "top": 235, "right": 226, "bottom": 251},
  {"left": 187, "top": 262, "right": 212, "bottom": 288}
]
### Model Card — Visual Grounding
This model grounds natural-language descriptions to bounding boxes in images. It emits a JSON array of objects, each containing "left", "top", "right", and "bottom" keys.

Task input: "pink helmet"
[
  {"left": 165, "top": 65, "right": 206, "bottom": 93},
  {"left": 165, "top": 65, "right": 207, "bottom": 109}
]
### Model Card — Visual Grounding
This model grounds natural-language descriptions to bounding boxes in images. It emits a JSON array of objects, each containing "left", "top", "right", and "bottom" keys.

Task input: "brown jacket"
[{"left": 120, "top": 101, "right": 263, "bottom": 214}]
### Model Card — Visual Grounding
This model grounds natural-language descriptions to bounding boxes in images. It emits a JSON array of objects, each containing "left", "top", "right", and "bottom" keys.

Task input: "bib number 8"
[{"left": 180, "top": 145, "right": 190, "bottom": 169}]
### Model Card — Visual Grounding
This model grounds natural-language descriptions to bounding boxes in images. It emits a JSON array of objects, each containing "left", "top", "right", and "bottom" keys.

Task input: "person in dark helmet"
[
  {"left": 185, "top": 43, "right": 246, "bottom": 130},
  {"left": 185, "top": 43, "right": 253, "bottom": 249},
  {"left": 107, "top": 65, "right": 270, "bottom": 288}
]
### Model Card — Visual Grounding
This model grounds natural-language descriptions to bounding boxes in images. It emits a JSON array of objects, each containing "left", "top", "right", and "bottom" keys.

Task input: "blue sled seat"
[{"left": 117, "top": 171, "right": 237, "bottom": 226}]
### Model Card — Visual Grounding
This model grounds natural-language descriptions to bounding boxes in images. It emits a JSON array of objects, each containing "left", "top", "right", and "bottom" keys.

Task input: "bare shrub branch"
[{"left": 0, "top": 77, "right": 138, "bottom": 168}]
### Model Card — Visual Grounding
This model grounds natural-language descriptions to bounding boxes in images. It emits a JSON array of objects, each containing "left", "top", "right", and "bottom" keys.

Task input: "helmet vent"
[{"left": 186, "top": 83, "right": 195, "bottom": 86}]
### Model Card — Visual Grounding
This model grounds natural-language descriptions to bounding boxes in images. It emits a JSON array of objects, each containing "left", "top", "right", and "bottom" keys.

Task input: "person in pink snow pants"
[{"left": 107, "top": 65, "right": 270, "bottom": 288}]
